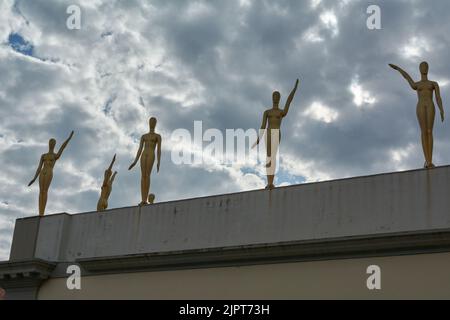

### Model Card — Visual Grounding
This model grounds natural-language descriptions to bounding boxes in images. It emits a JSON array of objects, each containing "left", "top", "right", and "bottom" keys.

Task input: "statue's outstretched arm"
[
  {"left": 434, "top": 82, "right": 445, "bottom": 122},
  {"left": 129, "top": 136, "right": 144, "bottom": 170},
  {"left": 108, "top": 154, "right": 116, "bottom": 171},
  {"left": 156, "top": 135, "right": 162, "bottom": 172},
  {"left": 56, "top": 131, "right": 74, "bottom": 160},
  {"left": 28, "top": 155, "right": 44, "bottom": 186},
  {"left": 252, "top": 111, "right": 268, "bottom": 149},
  {"left": 389, "top": 64, "right": 417, "bottom": 90},
  {"left": 282, "top": 79, "right": 299, "bottom": 117}
]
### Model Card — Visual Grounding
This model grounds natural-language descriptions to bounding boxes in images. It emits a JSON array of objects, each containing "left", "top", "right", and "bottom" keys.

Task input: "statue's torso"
[
  {"left": 266, "top": 109, "right": 284, "bottom": 129},
  {"left": 142, "top": 133, "right": 159, "bottom": 155},
  {"left": 42, "top": 153, "right": 57, "bottom": 172},
  {"left": 416, "top": 80, "right": 435, "bottom": 103}
]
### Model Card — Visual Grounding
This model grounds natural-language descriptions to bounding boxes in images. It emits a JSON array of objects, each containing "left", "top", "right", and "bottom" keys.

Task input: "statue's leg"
[
  {"left": 417, "top": 105, "right": 429, "bottom": 167},
  {"left": 148, "top": 156, "right": 155, "bottom": 194},
  {"left": 97, "top": 198, "right": 103, "bottom": 212},
  {"left": 97, "top": 195, "right": 107, "bottom": 211},
  {"left": 39, "top": 171, "right": 52, "bottom": 216},
  {"left": 140, "top": 156, "right": 150, "bottom": 205},
  {"left": 38, "top": 176, "right": 45, "bottom": 216},
  {"left": 426, "top": 105, "right": 436, "bottom": 167},
  {"left": 266, "top": 130, "right": 279, "bottom": 189},
  {"left": 140, "top": 154, "right": 155, "bottom": 205},
  {"left": 266, "top": 131, "right": 273, "bottom": 188}
]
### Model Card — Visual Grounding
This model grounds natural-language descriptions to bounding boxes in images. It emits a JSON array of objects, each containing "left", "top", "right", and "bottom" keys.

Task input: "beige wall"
[{"left": 38, "top": 252, "right": 450, "bottom": 299}]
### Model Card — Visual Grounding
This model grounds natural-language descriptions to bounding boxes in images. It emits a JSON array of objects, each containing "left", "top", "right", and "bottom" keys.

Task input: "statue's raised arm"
[
  {"left": 282, "top": 78, "right": 299, "bottom": 117},
  {"left": 389, "top": 64, "right": 417, "bottom": 90},
  {"left": 56, "top": 131, "right": 74, "bottom": 160},
  {"left": 108, "top": 154, "right": 117, "bottom": 171}
]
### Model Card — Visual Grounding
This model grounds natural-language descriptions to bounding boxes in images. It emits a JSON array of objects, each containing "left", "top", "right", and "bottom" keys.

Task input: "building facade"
[{"left": 1, "top": 166, "right": 450, "bottom": 299}]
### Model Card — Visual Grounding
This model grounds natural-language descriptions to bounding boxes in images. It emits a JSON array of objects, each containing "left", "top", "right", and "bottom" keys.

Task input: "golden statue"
[
  {"left": 129, "top": 117, "right": 161, "bottom": 206},
  {"left": 148, "top": 193, "right": 155, "bottom": 204},
  {"left": 97, "top": 154, "right": 118, "bottom": 212},
  {"left": 253, "top": 79, "right": 299, "bottom": 189},
  {"left": 28, "top": 131, "right": 74, "bottom": 216},
  {"left": 389, "top": 62, "right": 445, "bottom": 168}
]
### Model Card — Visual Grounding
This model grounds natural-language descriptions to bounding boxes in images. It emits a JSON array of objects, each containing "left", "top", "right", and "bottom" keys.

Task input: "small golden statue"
[
  {"left": 129, "top": 117, "right": 161, "bottom": 206},
  {"left": 253, "top": 79, "right": 299, "bottom": 189},
  {"left": 148, "top": 193, "right": 155, "bottom": 204},
  {"left": 28, "top": 131, "right": 74, "bottom": 216},
  {"left": 389, "top": 62, "right": 445, "bottom": 168},
  {"left": 97, "top": 154, "right": 118, "bottom": 212}
]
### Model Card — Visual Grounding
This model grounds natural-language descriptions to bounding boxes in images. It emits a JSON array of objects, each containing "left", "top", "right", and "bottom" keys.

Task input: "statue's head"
[
  {"left": 420, "top": 61, "right": 429, "bottom": 75},
  {"left": 272, "top": 91, "right": 281, "bottom": 106},
  {"left": 149, "top": 117, "right": 157, "bottom": 130},
  {"left": 148, "top": 193, "right": 155, "bottom": 204},
  {"left": 49, "top": 138, "right": 56, "bottom": 151}
]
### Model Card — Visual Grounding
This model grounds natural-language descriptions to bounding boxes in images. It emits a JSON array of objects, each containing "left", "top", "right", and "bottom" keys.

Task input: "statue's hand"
[
  {"left": 389, "top": 64, "right": 398, "bottom": 70},
  {"left": 251, "top": 138, "right": 259, "bottom": 149},
  {"left": 157, "top": 162, "right": 160, "bottom": 173},
  {"left": 28, "top": 179, "right": 35, "bottom": 187},
  {"left": 69, "top": 130, "right": 74, "bottom": 139},
  {"left": 441, "top": 110, "right": 445, "bottom": 122},
  {"left": 128, "top": 162, "right": 136, "bottom": 170},
  {"left": 295, "top": 78, "right": 299, "bottom": 88}
]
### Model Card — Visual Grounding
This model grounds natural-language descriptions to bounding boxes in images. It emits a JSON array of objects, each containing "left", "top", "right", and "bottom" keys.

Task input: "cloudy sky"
[{"left": 1, "top": 0, "right": 450, "bottom": 260}]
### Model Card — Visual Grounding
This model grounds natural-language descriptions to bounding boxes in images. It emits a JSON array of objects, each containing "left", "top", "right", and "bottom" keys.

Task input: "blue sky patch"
[{"left": 8, "top": 33, "right": 34, "bottom": 56}]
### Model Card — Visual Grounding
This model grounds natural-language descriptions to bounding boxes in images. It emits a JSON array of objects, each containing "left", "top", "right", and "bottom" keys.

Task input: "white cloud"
[
  {"left": 302, "top": 10, "right": 339, "bottom": 43},
  {"left": 401, "top": 36, "right": 431, "bottom": 60},
  {"left": 303, "top": 102, "right": 339, "bottom": 124},
  {"left": 320, "top": 11, "right": 339, "bottom": 37},
  {"left": 302, "top": 28, "right": 325, "bottom": 43},
  {"left": 390, "top": 144, "right": 417, "bottom": 171},
  {"left": 349, "top": 79, "right": 376, "bottom": 108},
  {"left": 281, "top": 153, "right": 332, "bottom": 183},
  {"left": 310, "top": 0, "right": 322, "bottom": 10}
]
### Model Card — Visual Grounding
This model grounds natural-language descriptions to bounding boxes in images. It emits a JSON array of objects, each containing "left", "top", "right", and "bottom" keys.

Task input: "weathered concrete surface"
[
  {"left": 9, "top": 217, "right": 40, "bottom": 261},
  {"left": 9, "top": 166, "right": 450, "bottom": 262}
]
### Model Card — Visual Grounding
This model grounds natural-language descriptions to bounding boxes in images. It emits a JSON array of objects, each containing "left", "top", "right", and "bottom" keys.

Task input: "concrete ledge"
[
  {"left": 0, "top": 259, "right": 56, "bottom": 300},
  {"left": 7, "top": 166, "right": 450, "bottom": 263},
  {"left": 76, "top": 228, "right": 450, "bottom": 275}
]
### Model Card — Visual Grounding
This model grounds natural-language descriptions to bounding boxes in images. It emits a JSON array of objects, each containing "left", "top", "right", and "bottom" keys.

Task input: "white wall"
[{"left": 38, "top": 252, "right": 450, "bottom": 299}]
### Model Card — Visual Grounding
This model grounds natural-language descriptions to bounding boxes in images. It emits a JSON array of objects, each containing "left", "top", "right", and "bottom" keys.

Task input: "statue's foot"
[
  {"left": 265, "top": 184, "right": 275, "bottom": 190},
  {"left": 138, "top": 201, "right": 148, "bottom": 207},
  {"left": 424, "top": 162, "right": 436, "bottom": 169}
]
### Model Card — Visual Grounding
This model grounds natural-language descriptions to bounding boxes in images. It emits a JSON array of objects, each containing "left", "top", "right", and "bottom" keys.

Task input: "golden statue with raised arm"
[
  {"left": 129, "top": 117, "right": 161, "bottom": 206},
  {"left": 253, "top": 79, "right": 299, "bottom": 189},
  {"left": 28, "top": 131, "right": 74, "bottom": 216},
  {"left": 97, "top": 154, "right": 118, "bottom": 212},
  {"left": 389, "top": 62, "right": 445, "bottom": 168}
]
